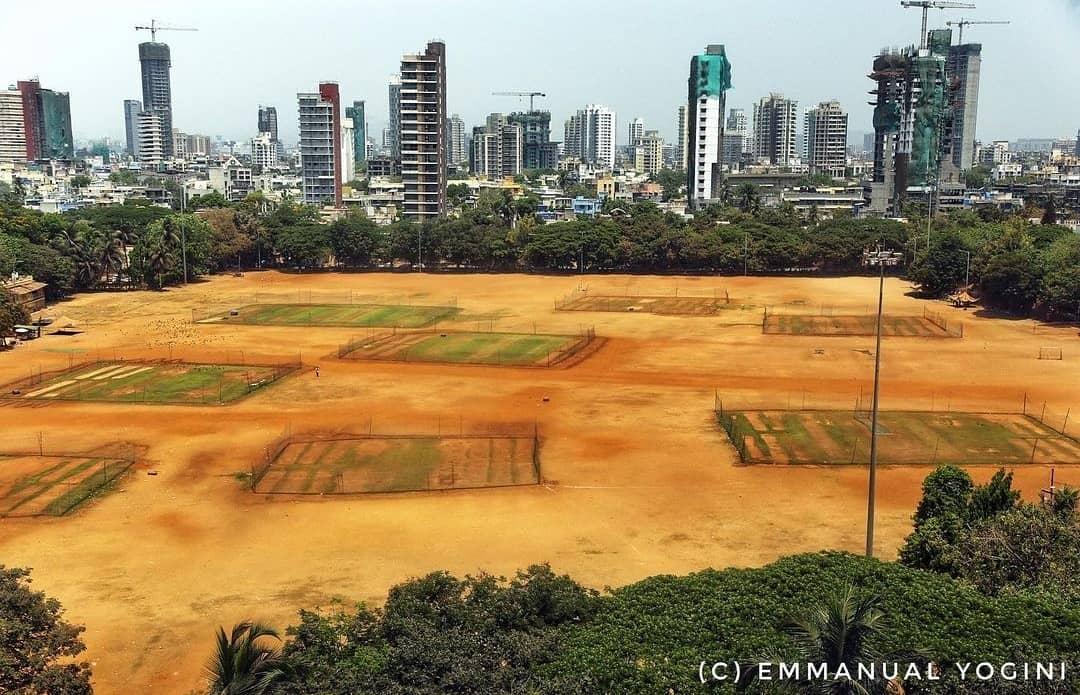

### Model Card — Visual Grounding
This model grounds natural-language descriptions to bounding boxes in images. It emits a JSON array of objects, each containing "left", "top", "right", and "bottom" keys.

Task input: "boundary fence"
[
  {"left": 250, "top": 422, "right": 542, "bottom": 495},
  {"left": 759, "top": 306, "right": 963, "bottom": 338},
  {"left": 0, "top": 445, "right": 138, "bottom": 517},
  {"left": 1, "top": 351, "right": 302, "bottom": 406},
  {"left": 192, "top": 293, "right": 458, "bottom": 323},
  {"left": 336, "top": 326, "right": 598, "bottom": 368},
  {"left": 554, "top": 286, "right": 734, "bottom": 314},
  {"left": 714, "top": 390, "right": 1076, "bottom": 466},
  {"left": 921, "top": 307, "right": 965, "bottom": 338}
]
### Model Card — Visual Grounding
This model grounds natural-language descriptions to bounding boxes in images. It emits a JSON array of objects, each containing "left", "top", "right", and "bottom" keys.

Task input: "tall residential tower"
[
  {"left": 686, "top": 44, "right": 732, "bottom": 210},
  {"left": 139, "top": 42, "right": 174, "bottom": 157},
  {"left": 752, "top": 93, "right": 798, "bottom": 165},
  {"left": 297, "top": 82, "right": 342, "bottom": 206},
  {"left": 399, "top": 41, "right": 447, "bottom": 219}
]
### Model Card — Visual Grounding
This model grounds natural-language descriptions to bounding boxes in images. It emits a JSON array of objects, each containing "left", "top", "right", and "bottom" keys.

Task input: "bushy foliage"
[
  {"left": 0, "top": 566, "right": 92, "bottom": 694},
  {"left": 275, "top": 564, "right": 598, "bottom": 694}
]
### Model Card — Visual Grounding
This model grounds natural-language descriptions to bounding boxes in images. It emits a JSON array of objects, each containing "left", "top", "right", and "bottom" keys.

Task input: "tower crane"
[
  {"left": 945, "top": 18, "right": 1010, "bottom": 43},
  {"left": 134, "top": 19, "right": 198, "bottom": 42},
  {"left": 900, "top": 1, "right": 976, "bottom": 49},
  {"left": 492, "top": 91, "right": 546, "bottom": 111}
]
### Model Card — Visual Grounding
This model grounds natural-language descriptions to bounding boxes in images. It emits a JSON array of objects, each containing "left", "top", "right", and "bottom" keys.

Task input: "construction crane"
[
  {"left": 900, "top": 1, "right": 976, "bottom": 49},
  {"left": 134, "top": 19, "right": 198, "bottom": 43},
  {"left": 946, "top": 18, "right": 1010, "bottom": 43},
  {"left": 492, "top": 91, "right": 546, "bottom": 111}
]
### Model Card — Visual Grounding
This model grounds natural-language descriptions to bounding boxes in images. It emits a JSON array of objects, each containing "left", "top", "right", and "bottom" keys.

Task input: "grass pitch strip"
[
  {"left": 255, "top": 436, "right": 539, "bottom": 494},
  {"left": 0, "top": 454, "right": 131, "bottom": 516},
  {"left": 763, "top": 315, "right": 953, "bottom": 337},
  {"left": 341, "top": 331, "right": 591, "bottom": 367},
  {"left": 719, "top": 410, "right": 1080, "bottom": 466},
  {"left": 11, "top": 362, "right": 287, "bottom": 405},
  {"left": 203, "top": 303, "right": 460, "bottom": 328}
]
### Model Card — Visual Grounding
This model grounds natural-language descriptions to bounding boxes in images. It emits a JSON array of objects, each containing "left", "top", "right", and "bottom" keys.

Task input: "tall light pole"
[
  {"left": 864, "top": 244, "right": 904, "bottom": 557},
  {"left": 961, "top": 250, "right": 971, "bottom": 287}
]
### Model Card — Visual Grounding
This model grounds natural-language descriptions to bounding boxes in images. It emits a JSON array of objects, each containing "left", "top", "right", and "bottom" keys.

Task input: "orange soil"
[{"left": 0, "top": 272, "right": 1076, "bottom": 694}]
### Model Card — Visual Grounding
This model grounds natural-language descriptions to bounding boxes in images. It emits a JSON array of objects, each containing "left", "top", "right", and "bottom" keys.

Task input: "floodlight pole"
[
  {"left": 865, "top": 246, "right": 886, "bottom": 558},
  {"left": 962, "top": 250, "right": 971, "bottom": 286}
]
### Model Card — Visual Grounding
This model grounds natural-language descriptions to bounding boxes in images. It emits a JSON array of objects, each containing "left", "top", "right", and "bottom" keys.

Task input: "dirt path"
[{"left": 0, "top": 272, "right": 1075, "bottom": 694}]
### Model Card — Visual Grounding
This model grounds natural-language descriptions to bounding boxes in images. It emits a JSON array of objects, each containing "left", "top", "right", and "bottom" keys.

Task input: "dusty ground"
[{"left": 0, "top": 271, "right": 1076, "bottom": 694}]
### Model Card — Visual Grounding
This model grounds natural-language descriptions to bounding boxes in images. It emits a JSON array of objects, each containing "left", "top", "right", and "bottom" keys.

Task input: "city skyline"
[{"left": 2, "top": 0, "right": 1078, "bottom": 148}]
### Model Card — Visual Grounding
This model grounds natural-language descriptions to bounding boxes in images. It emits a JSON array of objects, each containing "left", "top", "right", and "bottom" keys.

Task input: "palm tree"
[
  {"left": 100, "top": 229, "right": 129, "bottom": 284},
  {"left": 205, "top": 621, "right": 287, "bottom": 695},
  {"left": 59, "top": 230, "right": 99, "bottom": 289},
  {"left": 738, "top": 584, "right": 898, "bottom": 694},
  {"left": 737, "top": 182, "right": 761, "bottom": 214},
  {"left": 717, "top": 178, "right": 734, "bottom": 208}
]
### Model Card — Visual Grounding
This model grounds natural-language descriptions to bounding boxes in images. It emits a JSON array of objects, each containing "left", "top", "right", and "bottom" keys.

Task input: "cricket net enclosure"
[
  {"left": 714, "top": 392, "right": 1079, "bottom": 467},
  {"left": 761, "top": 306, "right": 963, "bottom": 338},
  {"left": 250, "top": 425, "right": 542, "bottom": 495}
]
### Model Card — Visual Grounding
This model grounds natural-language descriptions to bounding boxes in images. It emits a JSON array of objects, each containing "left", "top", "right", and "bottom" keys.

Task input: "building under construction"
[{"left": 868, "top": 28, "right": 981, "bottom": 215}]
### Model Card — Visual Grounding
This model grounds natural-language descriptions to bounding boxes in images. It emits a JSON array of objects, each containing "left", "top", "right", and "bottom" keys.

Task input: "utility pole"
[{"left": 864, "top": 243, "right": 904, "bottom": 557}]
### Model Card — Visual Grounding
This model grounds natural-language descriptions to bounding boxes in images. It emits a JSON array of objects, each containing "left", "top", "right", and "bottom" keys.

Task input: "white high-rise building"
[
  {"left": 0, "top": 89, "right": 26, "bottom": 163},
  {"left": 446, "top": 114, "right": 466, "bottom": 169},
  {"left": 753, "top": 93, "right": 798, "bottom": 165},
  {"left": 136, "top": 110, "right": 165, "bottom": 166},
  {"left": 726, "top": 108, "right": 750, "bottom": 154},
  {"left": 251, "top": 132, "right": 279, "bottom": 171},
  {"left": 633, "top": 130, "right": 664, "bottom": 175},
  {"left": 628, "top": 117, "right": 645, "bottom": 146},
  {"left": 564, "top": 104, "right": 616, "bottom": 169},
  {"left": 686, "top": 44, "right": 731, "bottom": 209},
  {"left": 297, "top": 83, "right": 341, "bottom": 206},
  {"left": 469, "top": 114, "right": 522, "bottom": 180},
  {"left": 804, "top": 100, "right": 848, "bottom": 177},
  {"left": 341, "top": 116, "right": 356, "bottom": 183}
]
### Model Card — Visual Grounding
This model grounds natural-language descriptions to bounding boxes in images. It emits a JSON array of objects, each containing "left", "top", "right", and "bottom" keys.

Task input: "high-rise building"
[
  {"left": 251, "top": 132, "right": 278, "bottom": 171},
  {"left": 752, "top": 93, "right": 798, "bottom": 165},
  {"left": 17, "top": 80, "right": 42, "bottom": 161},
  {"left": 686, "top": 44, "right": 732, "bottom": 210},
  {"left": 297, "top": 82, "right": 342, "bottom": 206},
  {"left": 0, "top": 88, "right": 26, "bottom": 163},
  {"left": 15, "top": 80, "right": 73, "bottom": 161},
  {"left": 628, "top": 117, "right": 645, "bottom": 146},
  {"left": 136, "top": 110, "right": 166, "bottom": 166},
  {"left": 1075, "top": 129, "right": 1080, "bottom": 158},
  {"left": 186, "top": 134, "right": 209, "bottom": 156},
  {"left": 945, "top": 43, "right": 982, "bottom": 171},
  {"left": 341, "top": 116, "right": 356, "bottom": 183},
  {"left": 124, "top": 99, "right": 142, "bottom": 156},
  {"left": 869, "top": 30, "right": 953, "bottom": 214},
  {"left": 675, "top": 105, "right": 688, "bottom": 171},
  {"left": 506, "top": 111, "right": 556, "bottom": 170},
  {"left": 564, "top": 105, "right": 616, "bottom": 169},
  {"left": 399, "top": 41, "right": 447, "bottom": 219},
  {"left": 387, "top": 77, "right": 402, "bottom": 161},
  {"left": 804, "top": 100, "right": 848, "bottom": 177},
  {"left": 139, "top": 42, "right": 174, "bottom": 157},
  {"left": 469, "top": 114, "right": 523, "bottom": 179},
  {"left": 633, "top": 130, "right": 664, "bottom": 175},
  {"left": 257, "top": 106, "right": 279, "bottom": 144},
  {"left": 446, "top": 113, "right": 466, "bottom": 169},
  {"left": 726, "top": 108, "right": 751, "bottom": 155},
  {"left": 345, "top": 101, "right": 366, "bottom": 166},
  {"left": 172, "top": 129, "right": 188, "bottom": 159}
]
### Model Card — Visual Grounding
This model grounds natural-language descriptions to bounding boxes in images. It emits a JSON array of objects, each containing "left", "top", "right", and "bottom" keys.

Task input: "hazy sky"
[{"left": 3, "top": 0, "right": 1078, "bottom": 148}]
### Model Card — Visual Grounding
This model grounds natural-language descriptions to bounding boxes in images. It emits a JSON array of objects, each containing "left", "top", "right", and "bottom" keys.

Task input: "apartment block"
[{"left": 399, "top": 41, "right": 447, "bottom": 219}]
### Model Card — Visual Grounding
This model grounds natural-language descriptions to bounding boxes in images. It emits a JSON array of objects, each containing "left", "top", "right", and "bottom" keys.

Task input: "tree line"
[
  {"left": 1, "top": 187, "right": 1077, "bottom": 320},
  {"left": 7, "top": 467, "right": 1077, "bottom": 694}
]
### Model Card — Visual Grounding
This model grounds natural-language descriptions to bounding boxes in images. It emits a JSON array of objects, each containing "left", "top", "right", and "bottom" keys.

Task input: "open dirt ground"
[{"left": 0, "top": 271, "right": 1077, "bottom": 694}]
